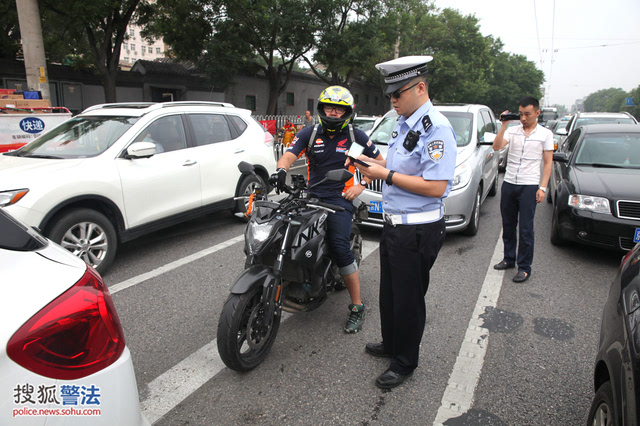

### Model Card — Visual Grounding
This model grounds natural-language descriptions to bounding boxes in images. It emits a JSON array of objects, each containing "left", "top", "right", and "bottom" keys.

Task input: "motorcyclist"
[{"left": 269, "top": 86, "right": 384, "bottom": 333}]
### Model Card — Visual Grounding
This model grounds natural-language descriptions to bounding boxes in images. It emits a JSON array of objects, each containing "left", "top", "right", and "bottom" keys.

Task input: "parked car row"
[{"left": 0, "top": 101, "right": 277, "bottom": 274}]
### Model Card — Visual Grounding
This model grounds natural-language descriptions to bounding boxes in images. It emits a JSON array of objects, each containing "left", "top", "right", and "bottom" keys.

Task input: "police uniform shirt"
[
  {"left": 382, "top": 100, "right": 456, "bottom": 218},
  {"left": 503, "top": 123, "right": 554, "bottom": 186},
  {"left": 287, "top": 125, "right": 380, "bottom": 198}
]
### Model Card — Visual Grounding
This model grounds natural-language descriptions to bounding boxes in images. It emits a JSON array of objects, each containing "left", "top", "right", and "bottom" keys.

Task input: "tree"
[
  {"left": 583, "top": 88, "right": 628, "bottom": 113},
  {"left": 39, "top": 0, "right": 143, "bottom": 103},
  {"left": 480, "top": 38, "right": 544, "bottom": 114},
  {"left": 146, "top": 0, "right": 319, "bottom": 114},
  {"left": 0, "top": 1, "right": 21, "bottom": 59},
  {"left": 303, "top": 0, "right": 386, "bottom": 87},
  {"left": 627, "top": 85, "right": 640, "bottom": 120}
]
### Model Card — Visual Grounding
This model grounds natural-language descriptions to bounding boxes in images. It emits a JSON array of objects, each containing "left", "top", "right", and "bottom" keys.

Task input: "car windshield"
[
  {"left": 369, "top": 116, "right": 397, "bottom": 146},
  {"left": 441, "top": 111, "right": 473, "bottom": 147},
  {"left": 353, "top": 119, "right": 376, "bottom": 133},
  {"left": 11, "top": 116, "right": 138, "bottom": 159},
  {"left": 575, "top": 117, "right": 636, "bottom": 129},
  {"left": 553, "top": 121, "right": 568, "bottom": 134},
  {"left": 575, "top": 133, "right": 640, "bottom": 168}
]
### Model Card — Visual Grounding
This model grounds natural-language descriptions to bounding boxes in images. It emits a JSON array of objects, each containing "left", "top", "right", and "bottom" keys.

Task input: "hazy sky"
[{"left": 433, "top": 0, "right": 640, "bottom": 108}]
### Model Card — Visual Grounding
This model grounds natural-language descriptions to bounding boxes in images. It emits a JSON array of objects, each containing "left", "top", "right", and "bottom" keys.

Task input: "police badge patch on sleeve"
[{"left": 427, "top": 140, "right": 444, "bottom": 161}]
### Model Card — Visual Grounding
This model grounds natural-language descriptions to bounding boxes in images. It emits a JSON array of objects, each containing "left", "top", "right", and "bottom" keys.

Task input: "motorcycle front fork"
[{"left": 260, "top": 218, "right": 298, "bottom": 327}]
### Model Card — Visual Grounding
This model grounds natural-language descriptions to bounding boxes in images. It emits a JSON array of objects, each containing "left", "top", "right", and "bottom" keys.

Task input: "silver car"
[{"left": 356, "top": 104, "right": 499, "bottom": 235}]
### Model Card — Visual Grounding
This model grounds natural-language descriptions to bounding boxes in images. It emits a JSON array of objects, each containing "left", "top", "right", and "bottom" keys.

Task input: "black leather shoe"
[
  {"left": 365, "top": 343, "right": 391, "bottom": 358},
  {"left": 375, "top": 368, "right": 413, "bottom": 389},
  {"left": 493, "top": 260, "right": 515, "bottom": 270},
  {"left": 513, "top": 271, "right": 530, "bottom": 282}
]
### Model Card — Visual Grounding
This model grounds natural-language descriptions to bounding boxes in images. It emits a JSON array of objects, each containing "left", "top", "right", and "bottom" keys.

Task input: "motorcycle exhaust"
[{"left": 282, "top": 298, "right": 306, "bottom": 313}]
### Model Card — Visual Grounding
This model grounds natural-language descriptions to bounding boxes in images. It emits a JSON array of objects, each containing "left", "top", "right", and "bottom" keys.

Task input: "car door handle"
[
  {"left": 234, "top": 149, "right": 245, "bottom": 154},
  {"left": 183, "top": 160, "right": 197, "bottom": 166}
]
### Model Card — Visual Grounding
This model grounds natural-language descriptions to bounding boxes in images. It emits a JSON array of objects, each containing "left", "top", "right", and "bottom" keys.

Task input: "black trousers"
[
  {"left": 379, "top": 218, "right": 446, "bottom": 375},
  {"left": 499, "top": 182, "right": 538, "bottom": 274}
]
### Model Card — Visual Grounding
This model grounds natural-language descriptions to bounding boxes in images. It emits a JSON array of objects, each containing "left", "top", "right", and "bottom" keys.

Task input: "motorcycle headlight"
[
  {"left": 568, "top": 194, "right": 611, "bottom": 214},
  {"left": 247, "top": 221, "right": 274, "bottom": 255},
  {"left": 0, "top": 189, "right": 29, "bottom": 207},
  {"left": 452, "top": 162, "right": 472, "bottom": 191}
]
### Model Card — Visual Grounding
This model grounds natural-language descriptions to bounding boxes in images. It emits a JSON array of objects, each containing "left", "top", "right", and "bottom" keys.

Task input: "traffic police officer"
[
  {"left": 352, "top": 56, "right": 456, "bottom": 388},
  {"left": 271, "top": 86, "right": 384, "bottom": 333}
]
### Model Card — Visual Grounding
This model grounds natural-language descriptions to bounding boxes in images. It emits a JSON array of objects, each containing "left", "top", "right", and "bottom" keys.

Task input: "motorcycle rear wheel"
[{"left": 217, "top": 285, "right": 281, "bottom": 372}]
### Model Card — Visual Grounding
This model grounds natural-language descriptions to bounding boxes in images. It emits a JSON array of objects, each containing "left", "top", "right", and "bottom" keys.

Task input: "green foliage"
[
  {"left": 474, "top": 37, "right": 544, "bottom": 114},
  {"left": 0, "top": 0, "right": 21, "bottom": 59},
  {"left": 583, "top": 87, "right": 629, "bottom": 113},
  {"left": 38, "top": 0, "right": 143, "bottom": 101},
  {"left": 627, "top": 85, "right": 640, "bottom": 121}
]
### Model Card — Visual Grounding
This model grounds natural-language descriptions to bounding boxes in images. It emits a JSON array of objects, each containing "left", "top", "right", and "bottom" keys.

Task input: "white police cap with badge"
[{"left": 376, "top": 55, "right": 433, "bottom": 94}]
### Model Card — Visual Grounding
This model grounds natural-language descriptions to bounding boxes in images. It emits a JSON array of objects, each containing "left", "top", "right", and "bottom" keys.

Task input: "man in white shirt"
[{"left": 492, "top": 96, "right": 554, "bottom": 282}]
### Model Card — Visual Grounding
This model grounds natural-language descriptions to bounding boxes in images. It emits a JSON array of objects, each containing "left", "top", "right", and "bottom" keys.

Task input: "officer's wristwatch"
[
  {"left": 386, "top": 170, "right": 396, "bottom": 186},
  {"left": 539, "top": 187, "right": 547, "bottom": 193},
  {"left": 359, "top": 178, "right": 368, "bottom": 188}
]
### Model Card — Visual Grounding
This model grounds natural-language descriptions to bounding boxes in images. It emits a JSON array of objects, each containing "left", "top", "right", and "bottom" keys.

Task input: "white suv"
[{"left": 0, "top": 101, "right": 277, "bottom": 273}]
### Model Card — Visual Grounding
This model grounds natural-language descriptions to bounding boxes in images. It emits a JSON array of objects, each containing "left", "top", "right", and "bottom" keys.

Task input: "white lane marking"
[
  {"left": 110, "top": 235, "right": 245, "bottom": 294},
  {"left": 141, "top": 239, "right": 379, "bottom": 424},
  {"left": 433, "top": 233, "right": 505, "bottom": 425}
]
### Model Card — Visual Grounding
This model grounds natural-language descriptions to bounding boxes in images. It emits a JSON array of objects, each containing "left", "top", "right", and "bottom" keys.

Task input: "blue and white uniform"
[{"left": 383, "top": 100, "right": 456, "bottom": 222}]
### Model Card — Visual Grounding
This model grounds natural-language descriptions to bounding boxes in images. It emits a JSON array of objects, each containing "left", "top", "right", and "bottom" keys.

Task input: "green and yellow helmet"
[{"left": 316, "top": 86, "right": 355, "bottom": 133}]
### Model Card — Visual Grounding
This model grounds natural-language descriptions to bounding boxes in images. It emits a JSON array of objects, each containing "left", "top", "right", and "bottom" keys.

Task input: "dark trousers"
[
  {"left": 379, "top": 219, "right": 445, "bottom": 375},
  {"left": 318, "top": 195, "right": 354, "bottom": 269},
  {"left": 500, "top": 182, "right": 538, "bottom": 274}
]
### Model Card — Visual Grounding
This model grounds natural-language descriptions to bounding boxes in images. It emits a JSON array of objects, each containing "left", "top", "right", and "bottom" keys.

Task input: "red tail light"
[
  {"left": 7, "top": 266, "right": 125, "bottom": 380},
  {"left": 264, "top": 131, "right": 274, "bottom": 146}
]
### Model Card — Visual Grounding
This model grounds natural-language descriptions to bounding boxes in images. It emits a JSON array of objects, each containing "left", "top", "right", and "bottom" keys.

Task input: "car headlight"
[
  {"left": 0, "top": 189, "right": 29, "bottom": 207},
  {"left": 452, "top": 162, "right": 472, "bottom": 191},
  {"left": 568, "top": 194, "right": 611, "bottom": 214},
  {"left": 247, "top": 221, "right": 274, "bottom": 255}
]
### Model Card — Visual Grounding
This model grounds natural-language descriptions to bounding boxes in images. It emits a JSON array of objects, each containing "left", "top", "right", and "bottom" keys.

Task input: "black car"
[
  {"left": 549, "top": 124, "right": 640, "bottom": 251},
  {"left": 589, "top": 242, "right": 640, "bottom": 425}
]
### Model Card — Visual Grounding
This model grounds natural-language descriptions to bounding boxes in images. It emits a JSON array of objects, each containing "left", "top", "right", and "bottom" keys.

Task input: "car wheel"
[
  {"left": 234, "top": 174, "right": 264, "bottom": 222},
  {"left": 587, "top": 381, "right": 615, "bottom": 426},
  {"left": 488, "top": 175, "right": 498, "bottom": 197},
  {"left": 550, "top": 204, "right": 564, "bottom": 246},
  {"left": 463, "top": 187, "right": 481, "bottom": 236},
  {"left": 49, "top": 208, "right": 117, "bottom": 274}
]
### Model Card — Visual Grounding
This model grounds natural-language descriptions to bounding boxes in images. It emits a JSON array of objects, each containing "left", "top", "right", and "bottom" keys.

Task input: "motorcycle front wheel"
[{"left": 217, "top": 285, "right": 281, "bottom": 372}]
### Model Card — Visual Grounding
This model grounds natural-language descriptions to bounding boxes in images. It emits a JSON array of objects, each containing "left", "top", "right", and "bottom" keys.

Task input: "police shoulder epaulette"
[{"left": 422, "top": 115, "right": 433, "bottom": 133}]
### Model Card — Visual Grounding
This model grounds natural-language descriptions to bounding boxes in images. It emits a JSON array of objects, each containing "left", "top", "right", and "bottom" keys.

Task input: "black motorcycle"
[{"left": 216, "top": 161, "right": 366, "bottom": 372}]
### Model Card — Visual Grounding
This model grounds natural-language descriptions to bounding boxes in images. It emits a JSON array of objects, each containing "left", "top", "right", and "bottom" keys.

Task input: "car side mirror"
[
  {"left": 556, "top": 128, "right": 568, "bottom": 136},
  {"left": 480, "top": 132, "right": 496, "bottom": 145},
  {"left": 126, "top": 142, "right": 156, "bottom": 159},
  {"left": 553, "top": 152, "right": 568, "bottom": 163}
]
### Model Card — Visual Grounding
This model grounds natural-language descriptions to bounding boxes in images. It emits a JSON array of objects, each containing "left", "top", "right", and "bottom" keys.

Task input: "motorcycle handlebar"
[{"left": 313, "top": 201, "right": 345, "bottom": 212}]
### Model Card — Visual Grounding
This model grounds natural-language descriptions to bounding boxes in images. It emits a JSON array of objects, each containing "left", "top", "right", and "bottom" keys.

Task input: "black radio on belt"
[{"left": 403, "top": 130, "right": 421, "bottom": 151}]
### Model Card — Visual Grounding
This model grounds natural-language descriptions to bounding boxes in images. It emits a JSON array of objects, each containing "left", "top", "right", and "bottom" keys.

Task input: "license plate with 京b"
[
  {"left": 635, "top": 228, "right": 640, "bottom": 243},
  {"left": 369, "top": 201, "right": 383, "bottom": 214}
]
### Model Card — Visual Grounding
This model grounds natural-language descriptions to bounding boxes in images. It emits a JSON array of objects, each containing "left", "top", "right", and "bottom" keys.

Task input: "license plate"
[
  {"left": 635, "top": 228, "right": 640, "bottom": 243},
  {"left": 368, "top": 201, "right": 383, "bottom": 214}
]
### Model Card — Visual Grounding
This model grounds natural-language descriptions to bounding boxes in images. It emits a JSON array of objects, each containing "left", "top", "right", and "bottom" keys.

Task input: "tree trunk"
[{"left": 102, "top": 72, "right": 117, "bottom": 103}]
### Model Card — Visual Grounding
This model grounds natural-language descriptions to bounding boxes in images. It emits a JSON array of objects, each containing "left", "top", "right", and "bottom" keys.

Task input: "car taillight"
[
  {"left": 264, "top": 131, "right": 274, "bottom": 147},
  {"left": 7, "top": 266, "right": 125, "bottom": 380}
]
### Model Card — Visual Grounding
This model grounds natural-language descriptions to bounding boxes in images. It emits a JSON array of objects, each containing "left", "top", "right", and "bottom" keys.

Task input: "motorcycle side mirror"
[
  {"left": 308, "top": 169, "right": 354, "bottom": 190},
  {"left": 238, "top": 161, "right": 255, "bottom": 174},
  {"left": 325, "top": 169, "right": 354, "bottom": 183}
]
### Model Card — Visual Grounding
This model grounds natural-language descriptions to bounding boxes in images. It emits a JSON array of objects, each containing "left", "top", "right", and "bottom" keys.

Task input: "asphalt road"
[{"left": 101, "top": 171, "right": 622, "bottom": 425}]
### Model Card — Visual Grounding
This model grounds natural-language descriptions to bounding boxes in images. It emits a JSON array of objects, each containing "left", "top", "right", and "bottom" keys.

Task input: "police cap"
[{"left": 375, "top": 55, "right": 433, "bottom": 94}]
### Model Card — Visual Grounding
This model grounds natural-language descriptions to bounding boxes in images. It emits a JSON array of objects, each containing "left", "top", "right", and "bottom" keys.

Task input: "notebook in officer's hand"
[{"left": 348, "top": 143, "right": 370, "bottom": 167}]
